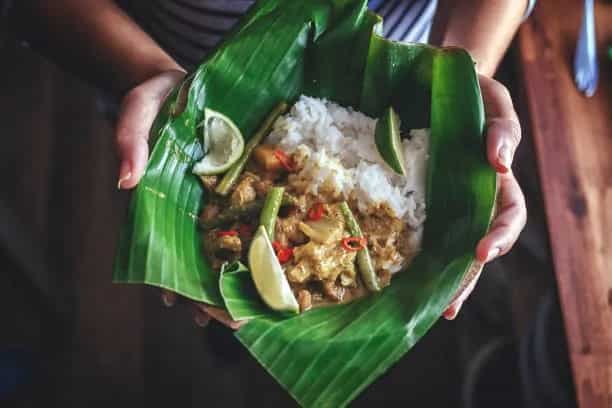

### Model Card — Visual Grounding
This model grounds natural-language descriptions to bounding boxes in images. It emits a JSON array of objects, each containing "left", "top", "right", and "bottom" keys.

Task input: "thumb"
[{"left": 116, "top": 70, "right": 185, "bottom": 189}]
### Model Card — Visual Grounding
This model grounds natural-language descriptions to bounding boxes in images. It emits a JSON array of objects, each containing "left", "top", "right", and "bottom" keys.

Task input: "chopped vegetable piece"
[
  {"left": 217, "top": 230, "right": 239, "bottom": 237},
  {"left": 259, "top": 187, "right": 285, "bottom": 240},
  {"left": 273, "top": 149, "right": 295, "bottom": 172},
  {"left": 298, "top": 217, "right": 344, "bottom": 244},
  {"left": 216, "top": 102, "right": 287, "bottom": 195},
  {"left": 374, "top": 106, "right": 407, "bottom": 176},
  {"left": 341, "top": 236, "right": 367, "bottom": 251},
  {"left": 276, "top": 247, "right": 294, "bottom": 264},
  {"left": 271, "top": 240, "right": 294, "bottom": 264},
  {"left": 272, "top": 240, "right": 283, "bottom": 253},
  {"left": 253, "top": 144, "right": 284, "bottom": 172},
  {"left": 307, "top": 203, "right": 325, "bottom": 221},
  {"left": 339, "top": 202, "right": 381, "bottom": 292}
]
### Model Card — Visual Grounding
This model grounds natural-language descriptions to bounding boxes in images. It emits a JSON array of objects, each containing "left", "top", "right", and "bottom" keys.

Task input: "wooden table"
[{"left": 517, "top": 1, "right": 612, "bottom": 406}]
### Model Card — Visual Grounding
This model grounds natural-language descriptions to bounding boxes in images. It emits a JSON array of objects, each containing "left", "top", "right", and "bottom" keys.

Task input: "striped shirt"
[
  {"left": 125, "top": 0, "right": 536, "bottom": 72},
  {"left": 131, "top": 0, "right": 439, "bottom": 70}
]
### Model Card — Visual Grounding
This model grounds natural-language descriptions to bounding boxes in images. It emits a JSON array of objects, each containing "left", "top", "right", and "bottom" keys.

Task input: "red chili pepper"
[
  {"left": 341, "top": 236, "right": 367, "bottom": 251},
  {"left": 272, "top": 240, "right": 283, "bottom": 253},
  {"left": 238, "top": 223, "right": 253, "bottom": 237},
  {"left": 276, "top": 247, "right": 294, "bottom": 264},
  {"left": 272, "top": 240, "right": 293, "bottom": 264},
  {"left": 273, "top": 149, "right": 295, "bottom": 172},
  {"left": 307, "top": 203, "right": 325, "bottom": 221},
  {"left": 217, "top": 230, "right": 238, "bottom": 237}
]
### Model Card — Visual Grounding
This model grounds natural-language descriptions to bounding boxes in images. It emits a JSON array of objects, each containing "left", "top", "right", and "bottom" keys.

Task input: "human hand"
[
  {"left": 116, "top": 69, "right": 244, "bottom": 330},
  {"left": 443, "top": 75, "right": 527, "bottom": 320}
]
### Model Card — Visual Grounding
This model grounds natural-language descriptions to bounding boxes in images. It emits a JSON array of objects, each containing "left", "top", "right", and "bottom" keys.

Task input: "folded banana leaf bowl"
[{"left": 114, "top": 0, "right": 496, "bottom": 406}]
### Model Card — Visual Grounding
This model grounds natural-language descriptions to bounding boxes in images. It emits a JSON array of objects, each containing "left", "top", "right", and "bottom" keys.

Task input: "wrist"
[{"left": 121, "top": 58, "right": 186, "bottom": 95}]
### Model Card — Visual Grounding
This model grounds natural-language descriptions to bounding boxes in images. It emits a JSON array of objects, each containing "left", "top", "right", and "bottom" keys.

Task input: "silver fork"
[{"left": 574, "top": 0, "right": 599, "bottom": 97}]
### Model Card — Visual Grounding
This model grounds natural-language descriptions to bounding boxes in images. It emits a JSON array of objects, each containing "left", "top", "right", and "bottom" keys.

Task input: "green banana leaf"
[{"left": 113, "top": 0, "right": 496, "bottom": 406}]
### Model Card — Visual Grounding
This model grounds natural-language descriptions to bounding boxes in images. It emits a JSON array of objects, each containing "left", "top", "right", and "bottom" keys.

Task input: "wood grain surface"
[{"left": 517, "top": 1, "right": 612, "bottom": 407}]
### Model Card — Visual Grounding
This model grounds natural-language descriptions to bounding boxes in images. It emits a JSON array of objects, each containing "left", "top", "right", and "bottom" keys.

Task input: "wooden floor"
[{"left": 517, "top": 1, "right": 612, "bottom": 406}]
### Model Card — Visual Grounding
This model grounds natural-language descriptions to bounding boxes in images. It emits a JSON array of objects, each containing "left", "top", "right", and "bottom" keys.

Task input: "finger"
[
  {"left": 479, "top": 76, "right": 522, "bottom": 173},
  {"left": 161, "top": 290, "right": 178, "bottom": 307},
  {"left": 196, "top": 304, "right": 247, "bottom": 330},
  {"left": 444, "top": 261, "right": 484, "bottom": 320},
  {"left": 486, "top": 117, "right": 522, "bottom": 173},
  {"left": 193, "top": 306, "right": 212, "bottom": 328},
  {"left": 476, "top": 173, "right": 526, "bottom": 263},
  {"left": 480, "top": 75, "right": 518, "bottom": 121},
  {"left": 116, "top": 70, "right": 185, "bottom": 189}
]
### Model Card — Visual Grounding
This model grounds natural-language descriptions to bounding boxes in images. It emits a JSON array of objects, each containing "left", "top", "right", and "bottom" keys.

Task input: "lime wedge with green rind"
[
  {"left": 248, "top": 225, "right": 299, "bottom": 313},
  {"left": 193, "top": 108, "right": 244, "bottom": 176},
  {"left": 374, "top": 106, "right": 407, "bottom": 176}
]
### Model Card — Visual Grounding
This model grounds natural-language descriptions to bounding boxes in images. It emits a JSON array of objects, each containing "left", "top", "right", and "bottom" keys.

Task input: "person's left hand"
[{"left": 443, "top": 75, "right": 527, "bottom": 320}]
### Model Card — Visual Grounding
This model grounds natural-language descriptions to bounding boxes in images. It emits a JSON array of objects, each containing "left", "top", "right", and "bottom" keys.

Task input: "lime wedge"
[
  {"left": 374, "top": 106, "right": 407, "bottom": 176},
  {"left": 193, "top": 108, "right": 244, "bottom": 175},
  {"left": 248, "top": 225, "right": 299, "bottom": 313}
]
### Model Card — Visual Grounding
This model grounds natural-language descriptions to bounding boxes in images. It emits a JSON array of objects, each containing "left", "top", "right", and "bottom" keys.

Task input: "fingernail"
[
  {"left": 161, "top": 292, "right": 175, "bottom": 307},
  {"left": 117, "top": 171, "right": 132, "bottom": 190},
  {"left": 486, "top": 247, "right": 501, "bottom": 263},
  {"left": 443, "top": 306, "right": 458, "bottom": 320},
  {"left": 194, "top": 311, "right": 210, "bottom": 327},
  {"left": 498, "top": 145, "right": 512, "bottom": 171}
]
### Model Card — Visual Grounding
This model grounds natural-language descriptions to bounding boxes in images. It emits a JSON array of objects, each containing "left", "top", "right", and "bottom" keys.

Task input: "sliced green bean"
[
  {"left": 216, "top": 102, "right": 288, "bottom": 196},
  {"left": 259, "top": 187, "right": 284, "bottom": 240},
  {"left": 339, "top": 202, "right": 380, "bottom": 292}
]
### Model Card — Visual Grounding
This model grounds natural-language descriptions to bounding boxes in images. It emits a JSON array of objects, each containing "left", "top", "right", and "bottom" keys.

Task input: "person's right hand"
[
  {"left": 115, "top": 69, "right": 245, "bottom": 330},
  {"left": 116, "top": 69, "right": 185, "bottom": 189}
]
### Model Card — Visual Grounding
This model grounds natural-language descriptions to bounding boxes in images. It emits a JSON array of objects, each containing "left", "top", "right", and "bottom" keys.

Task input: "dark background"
[{"left": 0, "top": 12, "right": 575, "bottom": 408}]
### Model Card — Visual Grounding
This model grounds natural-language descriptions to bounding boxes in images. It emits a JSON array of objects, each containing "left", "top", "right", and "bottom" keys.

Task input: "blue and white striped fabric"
[
  {"left": 139, "top": 0, "right": 537, "bottom": 71},
  {"left": 369, "top": 0, "right": 437, "bottom": 43}
]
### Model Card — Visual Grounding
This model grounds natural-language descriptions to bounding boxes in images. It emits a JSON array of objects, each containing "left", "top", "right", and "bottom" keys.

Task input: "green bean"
[
  {"left": 216, "top": 102, "right": 288, "bottom": 196},
  {"left": 199, "top": 192, "right": 297, "bottom": 230},
  {"left": 259, "top": 187, "right": 284, "bottom": 240},
  {"left": 339, "top": 202, "right": 380, "bottom": 292}
]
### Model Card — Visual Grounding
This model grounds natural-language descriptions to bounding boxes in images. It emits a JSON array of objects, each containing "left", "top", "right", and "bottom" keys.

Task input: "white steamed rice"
[{"left": 266, "top": 95, "right": 429, "bottom": 229}]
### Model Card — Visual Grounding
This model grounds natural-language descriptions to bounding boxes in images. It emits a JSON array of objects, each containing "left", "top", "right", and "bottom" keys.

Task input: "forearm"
[
  {"left": 16, "top": 0, "right": 183, "bottom": 94},
  {"left": 430, "top": 0, "right": 527, "bottom": 76}
]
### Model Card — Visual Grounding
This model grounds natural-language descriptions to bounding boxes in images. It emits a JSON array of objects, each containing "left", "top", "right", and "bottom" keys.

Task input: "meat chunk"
[
  {"left": 291, "top": 240, "right": 356, "bottom": 289},
  {"left": 322, "top": 281, "right": 345, "bottom": 302},
  {"left": 378, "top": 269, "right": 391, "bottom": 288},
  {"left": 276, "top": 217, "right": 308, "bottom": 247},
  {"left": 297, "top": 289, "right": 312, "bottom": 312},
  {"left": 203, "top": 230, "right": 242, "bottom": 260},
  {"left": 200, "top": 203, "right": 220, "bottom": 223},
  {"left": 287, "top": 263, "right": 312, "bottom": 284},
  {"left": 360, "top": 212, "right": 405, "bottom": 274},
  {"left": 199, "top": 175, "right": 218, "bottom": 191},
  {"left": 230, "top": 173, "right": 257, "bottom": 206},
  {"left": 202, "top": 230, "right": 241, "bottom": 271},
  {"left": 217, "top": 235, "right": 242, "bottom": 253},
  {"left": 253, "top": 178, "right": 273, "bottom": 198},
  {"left": 253, "top": 144, "right": 283, "bottom": 172}
]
